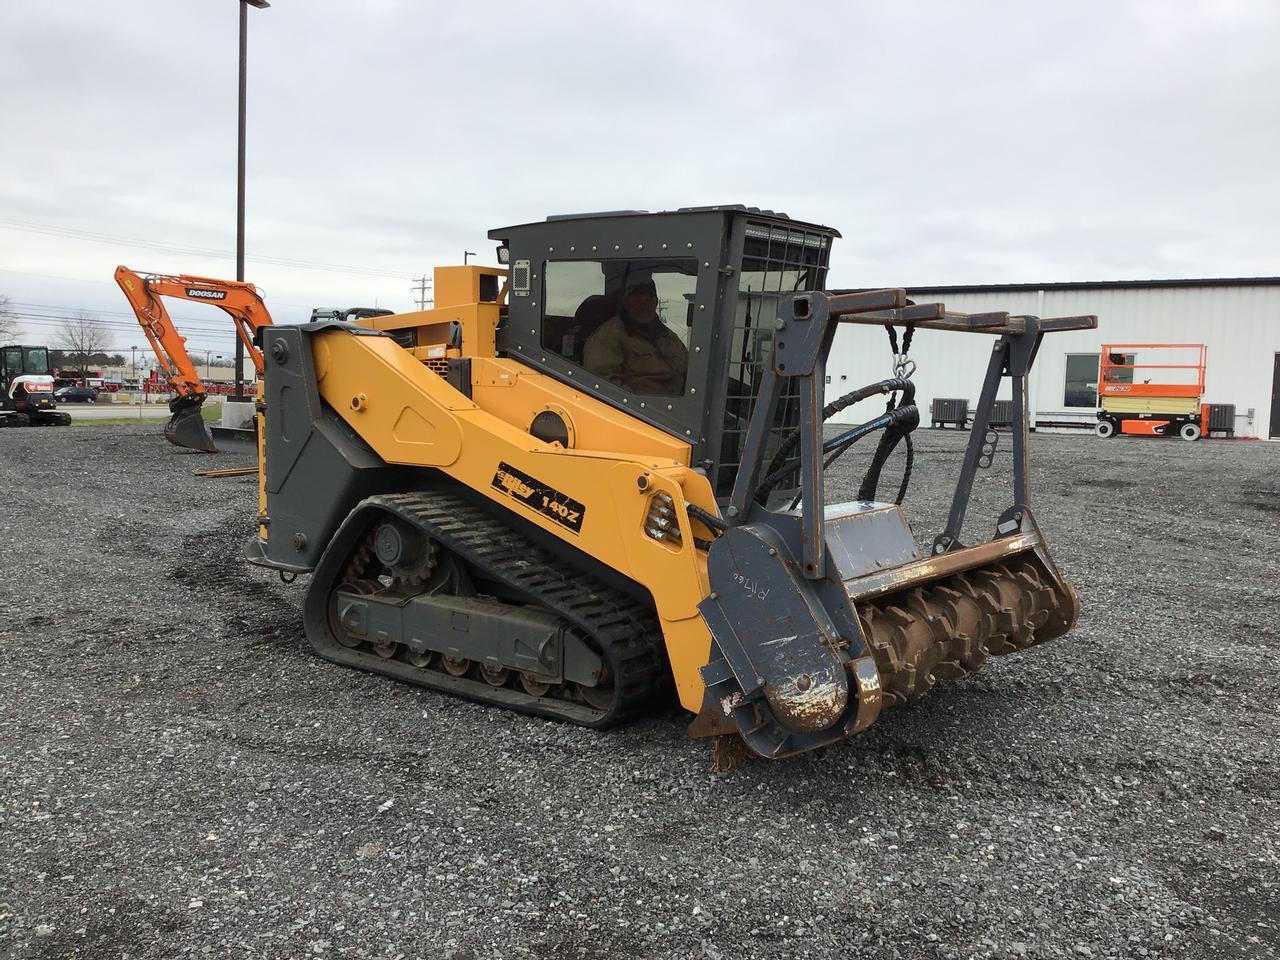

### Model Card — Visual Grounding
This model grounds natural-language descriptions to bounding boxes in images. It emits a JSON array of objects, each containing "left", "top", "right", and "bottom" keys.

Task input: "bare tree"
[
  {"left": 57, "top": 312, "right": 110, "bottom": 381},
  {"left": 0, "top": 295, "right": 18, "bottom": 343}
]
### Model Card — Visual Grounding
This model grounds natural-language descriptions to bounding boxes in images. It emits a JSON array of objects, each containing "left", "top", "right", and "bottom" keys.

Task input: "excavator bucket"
[{"left": 164, "top": 395, "right": 217, "bottom": 453}]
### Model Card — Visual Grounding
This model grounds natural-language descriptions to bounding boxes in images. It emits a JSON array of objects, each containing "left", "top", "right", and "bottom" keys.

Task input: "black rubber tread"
[
  {"left": 304, "top": 489, "right": 670, "bottom": 729},
  {"left": 0, "top": 411, "right": 70, "bottom": 427}
]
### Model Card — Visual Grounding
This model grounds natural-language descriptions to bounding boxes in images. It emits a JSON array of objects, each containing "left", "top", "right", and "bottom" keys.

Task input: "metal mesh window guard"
[{"left": 715, "top": 223, "right": 830, "bottom": 499}]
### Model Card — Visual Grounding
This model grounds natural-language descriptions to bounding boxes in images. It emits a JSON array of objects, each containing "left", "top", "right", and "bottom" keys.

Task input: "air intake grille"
[{"left": 512, "top": 260, "right": 531, "bottom": 297}]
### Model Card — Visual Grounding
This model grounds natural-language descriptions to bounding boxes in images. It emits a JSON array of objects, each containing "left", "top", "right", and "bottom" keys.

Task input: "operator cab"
[
  {"left": 489, "top": 206, "right": 838, "bottom": 498},
  {"left": 1, "top": 345, "right": 52, "bottom": 381},
  {"left": 1, "top": 344, "right": 61, "bottom": 421}
]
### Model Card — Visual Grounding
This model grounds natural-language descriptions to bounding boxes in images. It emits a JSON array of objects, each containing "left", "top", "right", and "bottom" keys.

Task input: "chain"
[{"left": 885, "top": 323, "right": 917, "bottom": 379}]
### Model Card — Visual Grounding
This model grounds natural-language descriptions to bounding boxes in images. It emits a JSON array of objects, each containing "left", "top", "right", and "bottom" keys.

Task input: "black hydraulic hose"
[
  {"left": 785, "top": 404, "right": 918, "bottom": 509},
  {"left": 823, "top": 405, "right": 916, "bottom": 454},
  {"left": 857, "top": 406, "right": 920, "bottom": 504},
  {"left": 753, "top": 377, "right": 915, "bottom": 504},
  {"left": 686, "top": 502, "right": 727, "bottom": 533}
]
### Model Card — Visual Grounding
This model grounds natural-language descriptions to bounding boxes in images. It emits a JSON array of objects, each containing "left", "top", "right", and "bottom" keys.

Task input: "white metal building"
[{"left": 824, "top": 278, "right": 1280, "bottom": 439}]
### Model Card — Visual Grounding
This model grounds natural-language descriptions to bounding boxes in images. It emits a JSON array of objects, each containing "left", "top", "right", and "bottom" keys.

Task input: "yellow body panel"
[
  {"left": 469, "top": 358, "right": 692, "bottom": 464},
  {"left": 1101, "top": 395, "right": 1199, "bottom": 415},
  {"left": 364, "top": 267, "right": 507, "bottom": 358},
  {"left": 308, "top": 329, "right": 717, "bottom": 712}
]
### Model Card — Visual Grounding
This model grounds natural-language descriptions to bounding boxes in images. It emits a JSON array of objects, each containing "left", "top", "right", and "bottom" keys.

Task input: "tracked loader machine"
[{"left": 248, "top": 207, "right": 1094, "bottom": 760}]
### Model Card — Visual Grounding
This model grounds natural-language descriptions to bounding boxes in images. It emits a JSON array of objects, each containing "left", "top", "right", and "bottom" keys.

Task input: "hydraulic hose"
[
  {"left": 752, "top": 377, "right": 915, "bottom": 504},
  {"left": 781, "top": 404, "right": 919, "bottom": 509}
]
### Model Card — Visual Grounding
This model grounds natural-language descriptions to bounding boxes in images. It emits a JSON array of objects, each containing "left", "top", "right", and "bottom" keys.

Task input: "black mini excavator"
[
  {"left": 246, "top": 206, "right": 1094, "bottom": 761},
  {"left": 0, "top": 344, "right": 71, "bottom": 427}
]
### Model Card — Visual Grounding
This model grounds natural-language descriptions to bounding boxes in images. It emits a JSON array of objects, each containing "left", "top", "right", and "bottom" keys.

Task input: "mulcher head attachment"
[
  {"left": 164, "top": 394, "right": 217, "bottom": 453},
  {"left": 698, "top": 505, "right": 1080, "bottom": 760},
  {"left": 696, "top": 288, "right": 1096, "bottom": 760}
]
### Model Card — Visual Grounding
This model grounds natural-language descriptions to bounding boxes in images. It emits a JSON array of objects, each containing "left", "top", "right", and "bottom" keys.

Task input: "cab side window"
[{"left": 541, "top": 258, "right": 696, "bottom": 397}]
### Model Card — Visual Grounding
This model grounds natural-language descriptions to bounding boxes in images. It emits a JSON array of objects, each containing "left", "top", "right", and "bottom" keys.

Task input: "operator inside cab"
[{"left": 583, "top": 274, "right": 689, "bottom": 396}]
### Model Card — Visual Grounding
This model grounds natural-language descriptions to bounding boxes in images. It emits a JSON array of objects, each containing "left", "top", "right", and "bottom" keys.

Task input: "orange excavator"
[{"left": 114, "top": 266, "right": 273, "bottom": 452}]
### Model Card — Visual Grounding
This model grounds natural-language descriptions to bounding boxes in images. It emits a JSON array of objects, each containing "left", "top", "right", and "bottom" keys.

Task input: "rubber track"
[{"left": 305, "top": 490, "right": 670, "bottom": 728}]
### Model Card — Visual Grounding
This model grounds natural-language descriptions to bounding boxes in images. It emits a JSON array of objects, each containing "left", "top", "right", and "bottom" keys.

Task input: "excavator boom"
[{"left": 114, "top": 266, "right": 273, "bottom": 452}]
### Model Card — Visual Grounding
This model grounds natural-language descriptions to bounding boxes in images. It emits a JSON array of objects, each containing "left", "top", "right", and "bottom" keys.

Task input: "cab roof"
[{"left": 488, "top": 205, "right": 841, "bottom": 239}]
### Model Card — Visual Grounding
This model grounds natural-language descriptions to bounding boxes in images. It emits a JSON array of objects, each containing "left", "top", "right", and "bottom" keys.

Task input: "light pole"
[
  {"left": 235, "top": 0, "right": 270, "bottom": 401},
  {"left": 464, "top": 251, "right": 477, "bottom": 265}
]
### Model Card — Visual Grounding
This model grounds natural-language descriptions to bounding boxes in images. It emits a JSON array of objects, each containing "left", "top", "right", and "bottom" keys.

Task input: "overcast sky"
[{"left": 1, "top": 0, "right": 1277, "bottom": 352}]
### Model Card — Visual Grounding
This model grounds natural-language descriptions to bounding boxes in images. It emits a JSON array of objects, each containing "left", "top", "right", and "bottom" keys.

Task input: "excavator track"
[
  {"left": 302, "top": 489, "right": 670, "bottom": 728},
  {"left": 0, "top": 411, "right": 71, "bottom": 427}
]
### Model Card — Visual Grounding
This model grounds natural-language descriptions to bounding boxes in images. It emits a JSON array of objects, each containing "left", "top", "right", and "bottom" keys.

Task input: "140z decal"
[{"left": 491, "top": 461, "right": 585, "bottom": 533}]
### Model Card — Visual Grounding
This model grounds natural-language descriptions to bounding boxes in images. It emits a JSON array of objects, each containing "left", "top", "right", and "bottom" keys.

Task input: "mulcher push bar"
[{"left": 725, "top": 288, "right": 1097, "bottom": 580}]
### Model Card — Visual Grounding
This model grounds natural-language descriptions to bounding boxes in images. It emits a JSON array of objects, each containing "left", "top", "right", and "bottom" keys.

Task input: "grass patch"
[{"left": 69, "top": 400, "right": 223, "bottom": 427}]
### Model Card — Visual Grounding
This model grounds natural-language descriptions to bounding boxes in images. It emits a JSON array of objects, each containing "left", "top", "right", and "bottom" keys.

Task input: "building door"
[{"left": 1272, "top": 354, "right": 1280, "bottom": 438}]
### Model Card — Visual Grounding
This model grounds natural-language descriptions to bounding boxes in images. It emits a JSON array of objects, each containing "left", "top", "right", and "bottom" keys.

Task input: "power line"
[
  {"left": 8, "top": 313, "right": 256, "bottom": 352},
  {"left": 11, "top": 312, "right": 250, "bottom": 337},
  {"left": 10, "top": 301, "right": 248, "bottom": 328},
  {"left": 0, "top": 217, "right": 419, "bottom": 281}
]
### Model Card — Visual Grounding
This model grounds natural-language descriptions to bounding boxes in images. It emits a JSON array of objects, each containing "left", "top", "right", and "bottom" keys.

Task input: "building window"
[
  {"left": 1065, "top": 352, "right": 1133, "bottom": 407},
  {"left": 541, "top": 258, "right": 696, "bottom": 396},
  {"left": 1063, "top": 353, "right": 1100, "bottom": 408}
]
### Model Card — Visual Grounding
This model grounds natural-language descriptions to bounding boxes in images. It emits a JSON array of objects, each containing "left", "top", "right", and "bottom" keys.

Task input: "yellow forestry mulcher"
[{"left": 247, "top": 206, "right": 1094, "bottom": 760}]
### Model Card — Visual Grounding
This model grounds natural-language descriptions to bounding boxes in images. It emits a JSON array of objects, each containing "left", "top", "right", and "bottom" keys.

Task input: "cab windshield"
[{"left": 24, "top": 347, "right": 50, "bottom": 375}]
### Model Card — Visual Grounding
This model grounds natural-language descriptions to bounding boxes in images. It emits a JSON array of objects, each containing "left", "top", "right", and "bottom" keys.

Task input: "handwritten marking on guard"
[{"left": 732, "top": 571, "right": 770, "bottom": 600}]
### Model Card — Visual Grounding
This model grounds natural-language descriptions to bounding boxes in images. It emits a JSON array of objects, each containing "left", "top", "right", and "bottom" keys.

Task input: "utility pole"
[
  {"left": 235, "top": 0, "right": 270, "bottom": 400},
  {"left": 411, "top": 276, "right": 433, "bottom": 311}
]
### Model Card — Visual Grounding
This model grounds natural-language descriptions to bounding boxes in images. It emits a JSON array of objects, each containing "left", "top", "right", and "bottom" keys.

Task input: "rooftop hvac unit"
[
  {"left": 930, "top": 397, "right": 968, "bottom": 429},
  {"left": 1206, "top": 403, "right": 1235, "bottom": 437}
]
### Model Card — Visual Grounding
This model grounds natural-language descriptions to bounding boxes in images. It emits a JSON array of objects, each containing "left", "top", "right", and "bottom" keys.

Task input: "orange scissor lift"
[{"left": 1095, "top": 343, "right": 1207, "bottom": 441}]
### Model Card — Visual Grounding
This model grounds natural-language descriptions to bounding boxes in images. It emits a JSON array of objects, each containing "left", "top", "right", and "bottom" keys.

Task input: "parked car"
[{"left": 54, "top": 385, "right": 98, "bottom": 403}]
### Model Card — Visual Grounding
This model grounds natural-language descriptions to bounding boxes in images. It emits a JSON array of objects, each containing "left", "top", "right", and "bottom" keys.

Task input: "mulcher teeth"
[{"left": 857, "top": 554, "right": 1077, "bottom": 713}]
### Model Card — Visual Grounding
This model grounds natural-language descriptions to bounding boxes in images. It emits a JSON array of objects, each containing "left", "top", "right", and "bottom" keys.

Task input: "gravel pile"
[{"left": 1, "top": 423, "right": 1276, "bottom": 959}]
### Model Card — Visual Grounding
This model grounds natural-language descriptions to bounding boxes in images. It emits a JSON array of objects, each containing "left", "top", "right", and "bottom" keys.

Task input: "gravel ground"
[{"left": 1, "top": 424, "right": 1277, "bottom": 960}]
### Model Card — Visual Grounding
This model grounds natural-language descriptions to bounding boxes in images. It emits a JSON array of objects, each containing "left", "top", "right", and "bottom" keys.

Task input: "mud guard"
[{"left": 697, "top": 524, "right": 884, "bottom": 760}]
